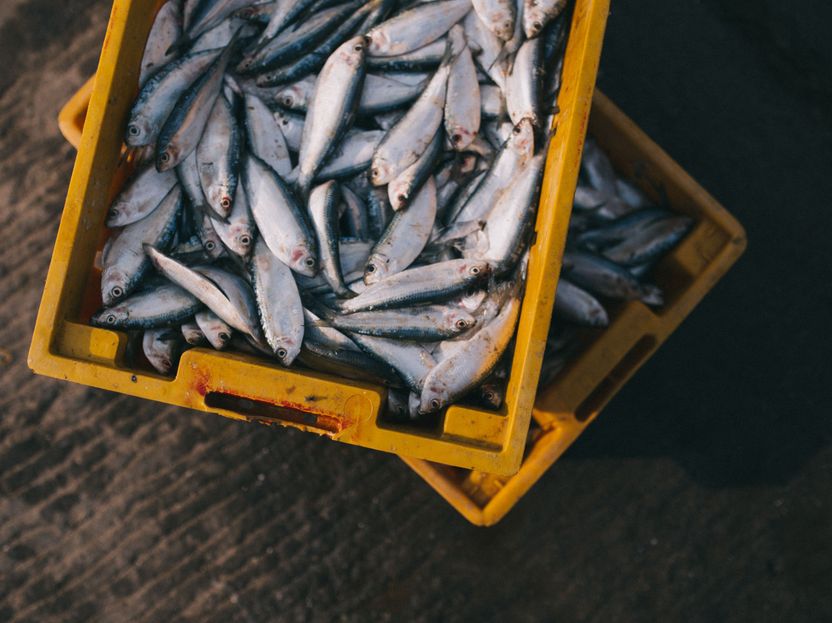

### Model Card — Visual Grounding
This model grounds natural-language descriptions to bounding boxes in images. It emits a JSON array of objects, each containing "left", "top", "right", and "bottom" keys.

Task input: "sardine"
[
  {"left": 101, "top": 186, "right": 183, "bottom": 306},
  {"left": 444, "top": 26, "right": 481, "bottom": 150},
  {"left": 366, "top": 177, "right": 437, "bottom": 284},
  {"left": 92, "top": 283, "right": 202, "bottom": 330},
  {"left": 195, "top": 308, "right": 233, "bottom": 349},
  {"left": 308, "top": 181, "right": 354, "bottom": 297},
  {"left": 143, "top": 327, "right": 183, "bottom": 375},
  {"left": 140, "top": 1, "right": 182, "bottom": 87},
  {"left": 243, "top": 154, "right": 318, "bottom": 276},
  {"left": 197, "top": 94, "right": 240, "bottom": 218},
  {"left": 250, "top": 238, "right": 305, "bottom": 363},
  {"left": 107, "top": 165, "right": 178, "bottom": 227},
  {"left": 243, "top": 92, "right": 292, "bottom": 177},
  {"left": 365, "top": 0, "right": 471, "bottom": 57},
  {"left": 296, "top": 35, "right": 367, "bottom": 196}
]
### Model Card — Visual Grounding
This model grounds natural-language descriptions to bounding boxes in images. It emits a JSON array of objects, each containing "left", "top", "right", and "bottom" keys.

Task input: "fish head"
[
  {"left": 363, "top": 253, "right": 391, "bottom": 285},
  {"left": 444, "top": 309, "right": 477, "bottom": 335},
  {"left": 288, "top": 244, "right": 318, "bottom": 277},
  {"left": 489, "top": 9, "right": 515, "bottom": 41},
  {"left": 106, "top": 201, "right": 128, "bottom": 227},
  {"left": 156, "top": 143, "right": 180, "bottom": 172},
  {"left": 479, "top": 383, "right": 504, "bottom": 409},
  {"left": 272, "top": 336, "right": 301, "bottom": 367},
  {"left": 125, "top": 115, "right": 152, "bottom": 147},
  {"left": 277, "top": 87, "right": 302, "bottom": 110},
  {"left": 364, "top": 29, "right": 389, "bottom": 56},
  {"left": 523, "top": 7, "right": 547, "bottom": 39},
  {"left": 338, "top": 36, "right": 367, "bottom": 68},
  {"left": 447, "top": 123, "right": 477, "bottom": 151},
  {"left": 419, "top": 380, "right": 450, "bottom": 414},
  {"left": 231, "top": 227, "right": 254, "bottom": 259},
  {"left": 369, "top": 157, "right": 394, "bottom": 186},
  {"left": 456, "top": 288, "right": 488, "bottom": 312},
  {"left": 458, "top": 259, "right": 492, "bottom": 282},
  {"left": 509, "top": 118, "right": 535, "bottom": 160},
  {"left": 206, "top": 184, "right": 234, "bottom": 218},
  {"left": 101, "top": 269, "right": 130, "bottom": 307},
  {"left": 91, "top": 304, "right": 128, "bottom": 329},
  {"left": 388, "top": 179, "right": 410, "bottom": 211}
]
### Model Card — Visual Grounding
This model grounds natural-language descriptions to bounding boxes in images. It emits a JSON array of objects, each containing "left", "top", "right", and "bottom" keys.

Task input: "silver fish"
[
  {"left": 553, "top": 279, "right": 609, "bottom": 327},
  {"left": 142, "top": 327, "right": 183, "bottom": 375},
  {"left": 444, "top": 26, "right": 481, "bottom": 150},
  {"left": 419, "top": 295, "right": 520, "bottom": 413},
  {"left": 250, "top": 238, "right": 305, "bottom": 364},
  {"left": 366, "top": 177, "right": 437, "bottom": 284},
  {"left": 308, "top": 181, "right": 354, "bottom": 297},
  {"left": 339, "top": 258, "right": 491, "bottom": 313},
  {"left": 451, "top": 118, "right": 535, "bottom": 223},
  {"left": 181, "top": 319, "right": 207, "bottom": 345},
  {"left": 157, "top": 38, "right": 238, "bottom": 171},
  {"left": 601, "top": 216, "right": 694, "bottom": 266},
  {"left": 273, "top": 109, "right": 305, "bottom": 151},
  {"left": 273, "top": 75, "right": 317, "bottom": 111},
  {"left": 523, "top": 0, "right": 567, "bottom": 39},
  {"left": 243, "top": 92, "right": 292, "bottom": 177},
  {"left": 347, "top": 333, "right": 436, "bottom": 392},
  {"left": 327, "top": 304, "right": 476, "bottom": 340},
  {"left": 197, "top": 94, "right": 240, "bottom": 218},
  {"left": 140, "top": 0, "right": 182, "bottom": 87},
  {"left": 562, "top": 251, "right": 663, "bottom": 305},
  {"left": 303, "top": 307, "right": 360, "bottom": 352},
  {"left": 388, "top": 130, "right": 442, "bottom": 210},
  {"left": 195, "top": 308, "right": 233, "bottom": 349},
  {"left": 243, "top": 154, "right": 318, "bottom": 276},
  {"left": 463, "top": 10, "right": 507, "bottom": 89},
  {"left": 144, "top": 245, "right": 259, "bottom": 337},
  {"left": 341, "top": 184, "right": 370, "bottom": 240},
  {"left": 365, "top": 0, "right": 471, "bottom": 57},
  {"left": 317, "top": 130, "right": 385, "bottom": 180},
  {"left": 107, "top": 165, "right": 178, "bottom": 227},
  {"left": 472, "top": 0, "right": 515, "bottom": 41},
  {"left": 463, "top": 154, "right": 543, "bottom": 274},
  {"left": 91, "top": 283, "right": 202, "bottom": 330},
  {"left": 297, "top": 36, "right": 367, "bottom": 196},
  {"left": 295, "top": 239, "right": 372, "bottom": 292},
  {"left": 126, "top": 48, "right": 221, "bottom": 149},
  {"left": 370, "top": 56, "right": 452, "bottom": 185},
  {"left": 101, "top": 186, "right": 183, "bottom": 306},
  {"left": 506, "top": 36, "right": 543, "bottom": 126},
  {"left": 366, "top": 38, "right": 447, "bottom": 72},
  {"left": 210, "top": 182, "right": 254, "bottom": 258}
]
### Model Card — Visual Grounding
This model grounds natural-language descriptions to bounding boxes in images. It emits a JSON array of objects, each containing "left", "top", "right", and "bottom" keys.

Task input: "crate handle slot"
[{"left": 204, "top": 391, "right": 344, "bottom": 434}]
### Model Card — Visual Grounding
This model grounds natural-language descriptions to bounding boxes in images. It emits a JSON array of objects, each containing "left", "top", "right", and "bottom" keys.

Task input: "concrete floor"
[{"left": 1, "top": 1, "right": 830, "bottom": 621}]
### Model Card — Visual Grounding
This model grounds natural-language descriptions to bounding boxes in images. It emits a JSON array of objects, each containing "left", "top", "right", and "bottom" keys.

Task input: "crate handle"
[{"left": 203, "top": 391, "right": 345, "bottom": 433}]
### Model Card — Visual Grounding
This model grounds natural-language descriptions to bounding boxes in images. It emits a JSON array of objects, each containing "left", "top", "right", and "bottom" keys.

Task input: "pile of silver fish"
[
  {"left": 91, "top": 0, "right": 572, "bottom": 419},
  {"left": 538, "top": 138, "right": 694, "bottom": 387}
]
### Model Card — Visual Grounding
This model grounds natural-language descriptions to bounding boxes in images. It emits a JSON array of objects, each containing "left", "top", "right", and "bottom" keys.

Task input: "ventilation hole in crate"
[
  {"left": 204, "top": 392, "right": 341, "bottom": 433},
  {"left": 575, "top": 335, "right": 658, "bottom": 422}
]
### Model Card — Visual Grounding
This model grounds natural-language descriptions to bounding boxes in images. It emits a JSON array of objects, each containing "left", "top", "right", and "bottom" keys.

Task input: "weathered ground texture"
[{"left": 1, "top": 1, "right": 831, "bottom": 621}]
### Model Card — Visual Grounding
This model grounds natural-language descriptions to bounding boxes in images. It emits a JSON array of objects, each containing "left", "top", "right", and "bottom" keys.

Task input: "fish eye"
[
  {"left": 205, "top": 241, "right": 216, "bottom": 251},
  {"left": 109, "top": 208, "right": 118, "bottom": 218},
  {"left": 484, "top": 390, "right": 495, "bottom": 402},
  {"left": 160, "top": 152, "right": 170, "bottom": 164},
  {"left": 371, "top": 167, "right": 380, "bottom": 179},
  {"left": 110, "top": 286, "right": 123, "bottom": 299},
  {"left": 512, "top": 125, "right": 522, "bottom": 135},
  {"left": 430, "top": 398, "right": 441, "bottom": 410},
  {"left": 127, "top": 124, "right": 140, "bottom": 137},
  {"left": 451, "top": 133, "right": 462, "bottom": 144},
  {"left": 304, "top": 256, "right": 316, "bottom": 267},
  {"left": 239, "top": 234, "right": 251, "bottom": 246},
  {"left": 282, "top": 96, "right": 293, "bottom": 107},
  {"left": 533, "top": 20, "right": 542, "bottom": 30},
  {"left": 366, "top": 263, "right": 376, "bottom": 273},
  {"left": 106, "top": 314, "right": 117, "bottom": 325},
  {"left": 218, "top": 332, "right": 230, "bottom": 342},
  {"left": 276, "top": 347, "right": 288, "bottom": 359},
  {"left": 455, "top": 318, "right": 468, "bottom": 329},
  {"left": 353, "top": 42, "right": 364, "bottom": 52},
  {"left": 397, "top": 194, "right": 407, "bottom": 204},
  {"left": 469, "top": 266, "right": 480, "bottom": 275},
  {"left": 220, "top": 197, "right": 232, "bottom": 210}
]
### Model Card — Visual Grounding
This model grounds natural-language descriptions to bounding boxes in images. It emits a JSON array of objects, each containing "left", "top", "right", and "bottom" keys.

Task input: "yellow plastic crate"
[
  {"left": 33, "top": 0, "right": 610, "bottom": 475},
  {"left": 402, "top": 91, "right": 747, "bottom": 524},
  {"left": 56, "top": 84, "right": 746, "bottom": 527}
]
